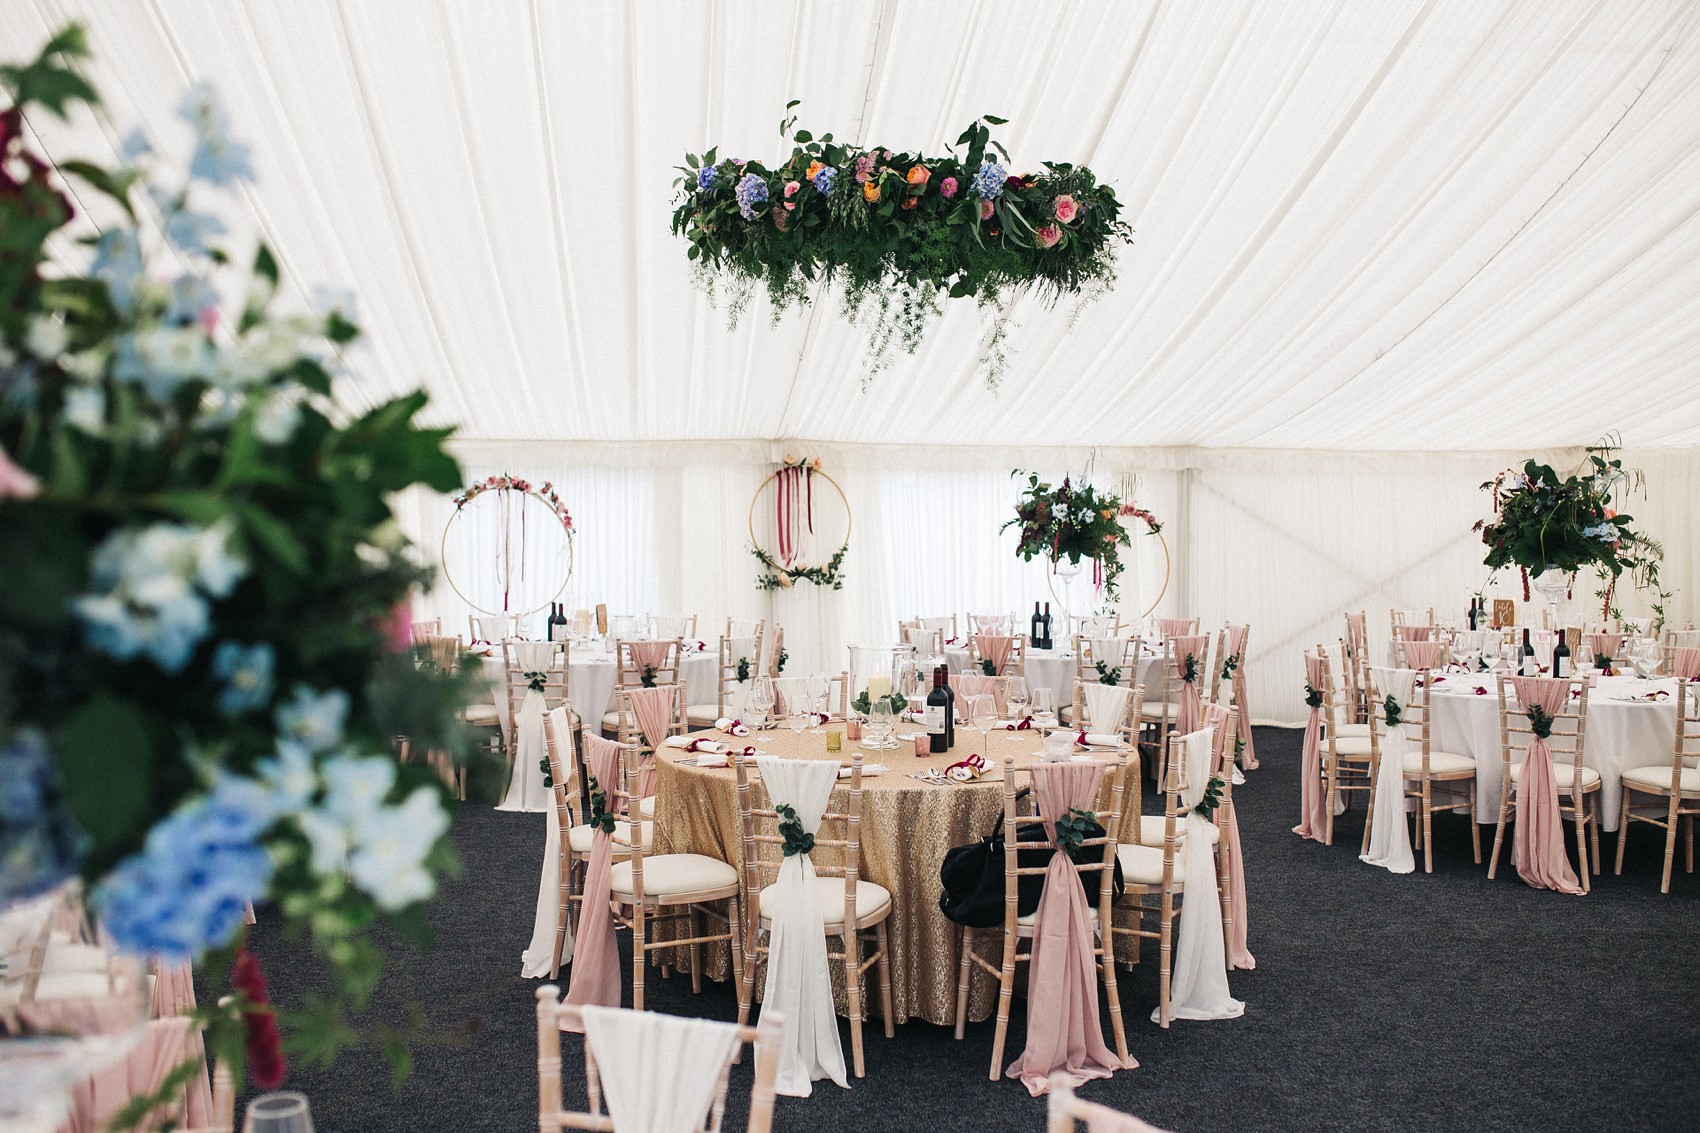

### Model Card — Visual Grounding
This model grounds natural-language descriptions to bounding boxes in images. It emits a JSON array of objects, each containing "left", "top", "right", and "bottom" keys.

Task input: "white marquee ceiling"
[{"left": 7, "top": 0, "right": 1700, "bottom": 451}]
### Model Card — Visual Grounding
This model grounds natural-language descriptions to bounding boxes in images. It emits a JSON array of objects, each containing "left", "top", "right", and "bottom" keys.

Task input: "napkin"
[
  {"left": 1075, "top": 730, "right": 1124, "bottom": 748},
  {"left": 838, "top": 763, "right": 885, "bottom": 778},
  {"left": 662, "top": 735, "right": 693, "bottom": 748},
  {"left": 715, "top": 717, "right": 750, "bottom": 736}
]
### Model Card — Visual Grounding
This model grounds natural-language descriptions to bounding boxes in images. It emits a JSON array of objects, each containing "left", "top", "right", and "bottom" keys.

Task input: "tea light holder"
[
  {"left": 845, "top": 719, "right": 862, "bottom": 741},
  {"left": 825, "top": 729, "right": 842, "bottom": 752},
  {"left": 913, "top": 735, "right": 929, "bottom": 758}
]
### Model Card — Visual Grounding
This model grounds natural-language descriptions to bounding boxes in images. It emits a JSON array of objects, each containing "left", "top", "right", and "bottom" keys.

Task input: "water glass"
[
  {"left": 1032, "top": 687, "right": 1058, "bottom": 727},
  {"left": 244, "top": 1092, "right": 314, "bottom": 1133},
  {"left": 1004, "top": 676, "right": 1030, "bottom": 721}
]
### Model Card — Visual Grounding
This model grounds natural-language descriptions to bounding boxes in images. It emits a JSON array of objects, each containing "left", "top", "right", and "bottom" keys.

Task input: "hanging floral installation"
[
  {"left": 672, "top": 105, "right": 1134, "bottom": 388},
  {"left": 1003, "top": 472, "right": 1161, "bottom": 601},
  {"left": 1475, "top": 440, "right": 1663, "bottom": 617},
  {"left": 749, "top": 455, "right": 848, "bottom": 590}
]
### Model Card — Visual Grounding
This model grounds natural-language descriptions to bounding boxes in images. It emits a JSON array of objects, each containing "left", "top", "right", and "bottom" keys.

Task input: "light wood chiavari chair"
[
  {"left": 408, "top": 617, "right": 441, "bottom": 643},
  {"left": 952, "top": 753, "right": 1131, "bottom": 1077},
  {"left": 504, "top": 639, "right": 572, "bottom": 754},
  {"left": 1662, "top": 630, "right": 1700, "bottom": 675},
  {"left": 968, "top": 632, "right": 1026, "bottom": 677},
  {"left": 732, "top": 750, "right": 895, "bottom": 1078},
  {"left": 1318, "top": 643, "right": 1375, "bottom": 847},
  {"left": 1488, "top": 675, "right": 1600, "bottom": 888},
  {"left": 649, "top": 613, "right": 699, "bottom": 641},
  {"left": 610, "top": 683, "right": 686, "bottom": 823},
  {"left": 1363, "top": 667, "right": 1479, "bottom": 874},
  {"left": 687, "top": 628, "right": 766, "bottom": 729},
  {"left": 1342, "top": 611, "right": 1369, "bottom": 724},
  {"left": 1068, "top": 679, "right": 1142, "bottom": 752},
  {"left": 1157, "top": 617, "right": 1200, "bottom": 637},
  {"left": 602, "top": 638, "right": 683, "bottom": 735},
  {"left": 915, "top": 614, "right": 959, "bottom": 645},
  {"left": 899, "top": 620, "right": 945, "bottom": 655},
  {"left": 469, "top": 613, "right": 514, "bottom": 644},
  {"left": 400, "top": 633, "right": 476, "bottom": 797},
  {"left": 1614, "top": 679, "right": 1700, "bottom": 892},
  {"left": 1061, "top": 636, "right": 1138, "bottom": 726},
  {"left": 535, "top": 986, "right": 782, "bottom": 1133}
]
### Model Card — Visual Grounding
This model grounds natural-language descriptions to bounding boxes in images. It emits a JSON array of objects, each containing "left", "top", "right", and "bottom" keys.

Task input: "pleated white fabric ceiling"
[{"left": 7, "top": 0, "right": 1700, "bottom": 451}]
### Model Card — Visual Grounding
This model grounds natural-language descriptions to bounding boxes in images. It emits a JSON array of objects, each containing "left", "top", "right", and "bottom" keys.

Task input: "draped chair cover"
[
  {"left": 1396, "top": 624, "right": 1433, "bottom": 641},
  {"left": 1294, "top": 653, "right": 1329, "bottom": 843},
  {"left": 1223, "top": 624, "right": 1257, "bottom": 769},
  {"left": 580, "top": 1005, "right": 744, "bottom": 1133},
  {"left": 976, "top": 634, "right": 1017, "bottom": 675},
  {"left": 1007, "top": 760, "right": 1125, "bottom": 1095},
  {"left": 954, "top": 672, "right": 1005, "bottom": 718},
  {"left": 755, "top": 757, "right": 848, "bottom": 1098},
  {"left": 563, "top": 736, "right": 624, "bottom": 1027},
  {"left": 59, "top": 1016, "right": 203, "bottom": 1133},
  {"left": 1402, "top": 639, "right": 1445, "bottom": 672},
  {"left": 1346, "top": 612, "right": 1368, "bottom": 657},
  {"left": 498, "top": 640, "right": 558, "bottom": 813},
  {"left": 766, "top": 625, "right": 786, "bottom": 676},
  {"left": 626, "top": 685, "right": 677, "bottom": 798},
  {"left": 1081, "top": 683, "right": 1133, "bottom": 733},
  {"left": 1588, "top": 633, "right": 1624, "bottom": 664},
  {"left": 149, "top": 962, "right": 211, "bottom": 1126},
  {"left": 727, "top": 635, "right": 759, "bottom": 716},
  {"left": 1089, "top": 637, "right": 1132, "bottom": 672},
  {"left": 1154, "top": 727, "right": 1245, "bottom": 1022},
  {"left": 1170, "top": 635, "right": 1209, "bottom": 737},
  {"left": 523, "top": 706, "right": 576, "bottom": 978},
  {"left": 1158, "top": 619, "right": 1195, "bottom": 638},
  {"left": 772, "top": 676, "right": 810, "bottom": 717},
  {"left": 1204, "top": 705, "right": 1253, "bottom": 970},
  {"left": 1361, "top": 667, "right": 1417, "bottom": 874},
  {"left": 1677, "top": 647, "right": 1700, "bottom": 680},
  {"left": 627, "top": 639, "right": 674, "bottom": 675},
  {"left": 1509, "top": 677, "right": 1585, "bottom": 895}
]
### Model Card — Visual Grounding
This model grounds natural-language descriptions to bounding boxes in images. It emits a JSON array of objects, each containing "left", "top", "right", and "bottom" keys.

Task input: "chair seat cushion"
[
  {"left": 1335, "top": 723, "right": 1372, "bottom": 738},
  {"left": 1401, "top": 750, "right": 1475, "bottom": 776},
  {"left": 1139, "top": 701, "right": 1181, "bottom": 720},
  {"left": 1509, "top": 761, "right": 1601, "bottom": 790},
  {"left": 568, "top": 821, "right": 651, "bottom": 854},
  {"left": 1621, "top": 764, "right": 1700, "bottom": 795},
  {"left": 1329, "top": 736, "right": 1374, "bottom": 757},
  {"left": 609, "top": 854, "right": 737, "bottom": 897},
  {"left": 637, "top": 796, "right": 655, "bottom": 820},
  {"left": 600, "top": 710, "right": 621, "bottom": 730},
  {"left": 1116, "top": 842, "right": 1191, "bottom": 887},
  {"left": 1058, "top": 704, "right": 1077, "bottom": 725},
  {"left": 1131, "top": 822, "right": 1221, "bottom": 848},
  {"left": 463, "top": 703, "right": 501, "bottom": 725},
  {"left": 685, "top": 703, "right": 723, "bottom": 726},
  {"left": 758, "top": 877, "right": 892, "bottom": 928}
]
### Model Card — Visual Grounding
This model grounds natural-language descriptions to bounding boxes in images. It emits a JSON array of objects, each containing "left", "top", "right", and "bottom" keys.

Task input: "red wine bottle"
[
  {"left": 926, "top": 666, "right": 951, "bottom": 754},
  {"left": 1030, "top": 601, "right": 1042, "bottom": 648},
  {"left": 1040, "top": 603, "right": 1053, "bottom": 651},
  {"left": 1520, "top": 629, "right": 1534, "bottom": 676},
  {"left": 1552, "top": 629, "right": 1571, "bottom": 679}
]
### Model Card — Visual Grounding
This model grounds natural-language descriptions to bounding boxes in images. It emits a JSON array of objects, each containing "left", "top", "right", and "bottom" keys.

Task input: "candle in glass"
[{"left": 867, "top": 673, "right": 892, "bottom": 699}]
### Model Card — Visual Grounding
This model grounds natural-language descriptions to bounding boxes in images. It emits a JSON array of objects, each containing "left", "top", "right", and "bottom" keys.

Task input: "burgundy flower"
[{"left": 232, "top": 949, "right": 287, "bottom": 1090}]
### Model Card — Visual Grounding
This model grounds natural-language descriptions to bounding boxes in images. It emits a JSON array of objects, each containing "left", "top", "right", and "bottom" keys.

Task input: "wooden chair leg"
[
  {"left": 688, "top": 906, "right": 704, "bottom": 995},
  {"left": 1572, "top": 794, "right": 1590, "bottom": 894},
  {"left": 874, "top": 922, "right": 894, "bottom": 1039},
  {"left": 953, "top": 927, "right": 974, "bottom": 1041},
  {"left": 1323, "top": 760, "right": 1337, "bottom": 846},
  {"left": 1422, "top": 780, "right": 1434, "bottom": 874},
  {"left": 1488, "top": 782, "right": 1511, "bottom": 879},
  {"left": 1097, "top": 925, "right": 1129, "bottom": 1068},
  {"left": 728, "top": 896, "right": 750, "bottom": 1027},
  {"left": 1468, "top": 780, "right": 1481, "bottom": 864},
  {"left": 1587, "top": 795, "right": 1601, "bottom": 875},
  {"left": 1615, "top": 791, "right": 1633, "bottom": 876},
  {"left": 1158, "top": 888, "right": 1175, "bottom": 1029},
  {"left": 631, "top": 901, "right": 647, "bottom": 1012},
  {"left": 844, "top": 925, "right": 865, "bottom": 1079},
  {"left": 988, "top": 934, "right": 1017, "bottom": 1080},
  {"left": 1686, "top": 812, "right": 1695, "bottom": 874},
  {"left": 1359, "top": 757, "right": 1380, "bottom": 858},
  {"left": 1662, "top": 795, "right": 1679, "bottom": 893}
]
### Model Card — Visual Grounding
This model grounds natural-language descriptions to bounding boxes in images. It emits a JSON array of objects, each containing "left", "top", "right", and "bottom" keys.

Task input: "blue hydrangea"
[
  {"left": 1581, "top": 523, "right": 1619, "bottom": 543},
  {"left": 0, "top": 731, "right": 87, "bottom": 904},
  {"left": 696, "top": 166, "right": 717, "bottom": 191},
  {"left": 73, "top": 522, "right": 246, "bottom": 673},
  {"left": 276, "top": 685, "right": 350, "bottom": 753},
  {"left": 735, "top": 173, "right": 769, "bottom": 220},
  {"left": 94, "top": 784, "right": 274, "bottom": 961},
  {"left": 213, "top": 641, "right": 275, "bottom": 715},
  {"left": 91, "top": 229, "right": 144, "bottom": 315},
  {"left": 812, "top": 166, "right": 837, "bottom": 194},
  {"left": 165, "top": 275, "right": 220, "bottom": 326},
  {"left": 971, "top": 161, "right": 1007, "bottom": 200}
]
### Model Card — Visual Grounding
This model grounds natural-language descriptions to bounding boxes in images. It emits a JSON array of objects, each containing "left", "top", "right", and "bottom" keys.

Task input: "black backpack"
[{"left": 937, "top": 790, "right": 1124, "bottom": 928}]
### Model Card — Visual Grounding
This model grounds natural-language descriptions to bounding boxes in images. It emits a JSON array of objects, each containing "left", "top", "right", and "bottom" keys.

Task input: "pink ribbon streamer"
[
  {"left": 626, "top": 685, "right": 676, "bottom": 798},
  {"left": 1172, "top": 635, "right": 1208, "bottom": 737}
]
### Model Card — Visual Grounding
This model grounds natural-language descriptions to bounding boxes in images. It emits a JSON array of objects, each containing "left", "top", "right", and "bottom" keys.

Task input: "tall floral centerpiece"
[
  {"left": 1476, "top": 446, "right": 1663, "bottom": 619},
  {"left": 1002, "top": 472, "right": 1160, "bottom": 602},
  {"left": 0, "top": 26, "right": 477, "bottom": 1090}
]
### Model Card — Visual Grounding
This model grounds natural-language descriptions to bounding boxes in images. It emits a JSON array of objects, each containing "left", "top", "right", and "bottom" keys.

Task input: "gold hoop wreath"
[
  {"left": 440, "top": 475, "right": 575, "bottom": 617},
  {"left": 747, "top": 458, "right": 852, "bottom": 590},
  {"left": 1046, "top": 524, "right": 1171, "bottom": 620}
]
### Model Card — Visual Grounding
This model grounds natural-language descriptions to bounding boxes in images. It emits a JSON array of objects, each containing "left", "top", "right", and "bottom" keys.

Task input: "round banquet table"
[
  {"left": 653, "top": 723, "right": 1139, "bottom": 1027},
  {"left": 1427, "top": 673, "right": 1678, "bottom": 832},
  {"left": 474, "top": 645, "right": 719, "bottom": 737}
]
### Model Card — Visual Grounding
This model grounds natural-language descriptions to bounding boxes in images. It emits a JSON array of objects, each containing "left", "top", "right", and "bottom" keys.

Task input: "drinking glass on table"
[
  {"left": 747, "top": 675, "right": 775, "bottom": 730},
  {"left": 1031, "top": 686, "right": 1058, "bottom": 728},
  {"left": 865, "top": 698, "right": 896, "bottom": 749},
  {"left": 967, "top": 694, "right": 997, "bottom": 755},
  {"left": 788, "top": 711, "right": 810, "bottom": 740},
  {"left": 1004, "top": 676, "right": 1030, "bottom": 723},
  {"left": 805, "top": 672, "right": 830, "bottom": 716}
]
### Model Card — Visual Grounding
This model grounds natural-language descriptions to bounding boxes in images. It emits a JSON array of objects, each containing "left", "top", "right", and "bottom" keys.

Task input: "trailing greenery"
[
  {"left": 1191, "top": 775, "right": 1227, "bottom": 820},
  {"left": 1053, "top": 806, "right": 1100, "bottom": 857},
  {"left": 1304, "top": 682, "right": 1323, "bottom": 709},
  {"left": 1095, "top": 660, "right": 1122, "bottom": 686},
  {"left": 1383, "top": 695, "right": 1403, "bottom": 729},
  {"left": 673, "top": 107, "right": 1134, "bottom": 388},
  {"left": 752, "top": 542, "right": 847, "bottom": 591},
  {"left": 1525, "top": 704, "right": 1555, "bottom": 740},
  {"left": 775, "top": 802, "right": 815, "bottom": 857}
]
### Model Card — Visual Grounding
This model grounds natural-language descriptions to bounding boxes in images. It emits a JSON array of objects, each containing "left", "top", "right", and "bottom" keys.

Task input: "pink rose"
[
  {"left": 940, "top": 176, "right": 958, "bottom": 199},
  {"left": 1053, "top": 194, "right": 1080, "bottom": 223},
  {"left": 980, "top": 200, "right": 994, "bottom": 220},
  {"left": 784, "top": 180, "right": 800, "bottom": 198},
  {"left": 1034, "top": 223, "right": 1061, "bottom": 249},
  {"left": 0, "top": 444, "right": 39, "bottom": 504}
]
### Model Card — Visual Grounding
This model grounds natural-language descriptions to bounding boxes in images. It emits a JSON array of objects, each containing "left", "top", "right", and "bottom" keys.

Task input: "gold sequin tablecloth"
[{"left": 654, "top": 725, "right": 1069, "bottom": 1026}]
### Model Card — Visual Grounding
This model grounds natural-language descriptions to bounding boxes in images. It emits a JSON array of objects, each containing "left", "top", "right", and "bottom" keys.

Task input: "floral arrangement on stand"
[
  {"left": 751, "top": 455, "right": 848, "bottom": 590},
  {"left": 453, "top": 473, "right": 574, "bottom": 531},
  {"left": 1475, "top": 442, "right": 1663, "bottom": 617},
  {"left": 1002, "top": 472, "right": 1161, "bottom": 601},
  {"left": 0, "top": 26, "right": 479, "bottom": 1094},
  {"left": 672, "top": 106, "right": 1134, "bottom": 388}
]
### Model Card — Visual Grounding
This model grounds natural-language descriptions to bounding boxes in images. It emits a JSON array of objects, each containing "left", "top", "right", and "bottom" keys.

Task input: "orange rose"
[
  {"left": 806, "top": 160, "right": 824, "bottom": 180},
  {"left": 906, "top": 164, "right": 930, "bottom": 186},
  {"left": 901, "top": 197, "right": 918, "bottom": 210},
  {"left": 863, "top": 180, "right": 882, "bottom": 203}
]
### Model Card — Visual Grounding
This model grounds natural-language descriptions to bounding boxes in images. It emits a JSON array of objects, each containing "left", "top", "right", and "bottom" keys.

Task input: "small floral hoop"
[
  {"left": 440, "top": 474, "right": 575, "bottom": 617},
  {"left": 746, "top": 457, "right": 851, "bottom": 590}
]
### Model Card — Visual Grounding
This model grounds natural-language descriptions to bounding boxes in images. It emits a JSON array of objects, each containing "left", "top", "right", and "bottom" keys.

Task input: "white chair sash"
[
  {"left": 1157, "top": 726, "right": 1244, "bottom": 1022},
  {"left": 755, "top": 757, "right": 848, "bottom": 1097},
  {"left": 1081, "top": 682, "right": 1132, "bottom": 732},
  {"left": 1090, "top": 637, "right": 1131, "bottom": 671},
  {"left": 1361, "top": 667, "right": 1416, "bottom": 874},
  {"left": 499, "top": 640, "right": 557, "bottom": 813},
  {"left": 580, "top": 1005, "right": 743, "bottom": 1133},
  {"left": 522, "top": 706, "right": 575, "bottom": 977}
]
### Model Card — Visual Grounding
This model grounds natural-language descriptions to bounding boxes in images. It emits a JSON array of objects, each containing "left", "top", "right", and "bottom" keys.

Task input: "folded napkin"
[
  {"left": 662, "top": 735, "right": 694, "bottom": 749},
  {"left": 715, "top": 717, "right": 751, "bottom": 736},
  {"left": 1075, "top": 730, "right": 1124, "bottom": 749},
  {"left": 838, "top": 763, "right": 885, "bottom": 778}
]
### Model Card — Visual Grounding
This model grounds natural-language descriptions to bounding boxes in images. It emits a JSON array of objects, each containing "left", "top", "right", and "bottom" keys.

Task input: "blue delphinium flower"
[
  {"left": 74, "top": 522, "right": 246, "bottom": 673},
  {"left": 91, "top": 229, "right": 144, "bottom": 315},
  {"left": 164, "top": 274, "right": 220, "bottom": 326},
  {"left": 812, "top": 165, "right": 836, "bottom": 194},
  {"left": 163, "top": 207, "right": 225, "bottom": 258},
  {"left": 178, "top": 83, "right": 253, "bottom": 186},
  {"left": 276, "top": 685, "right": 351, "bottom": 752},
  {"left": 347, "top": 786, "right": 449, "bottom": 910},
  {"left": 735, "top": 173, "right": 769, "bottom": 219},
  {"left": 94, "top": 786, "right": 274, "bottom": 960},
  {"left": 213, "top": 642, "right": 275, "bottom": 715},
  {"left": 971, "top": 160, "right": 1007, "bottom": 200},
  {"left": 0, "top": 731, "right": 87, "bottom": 903},
  {"left": 696, "top": 165, "right": 717, "bottom": 191}
]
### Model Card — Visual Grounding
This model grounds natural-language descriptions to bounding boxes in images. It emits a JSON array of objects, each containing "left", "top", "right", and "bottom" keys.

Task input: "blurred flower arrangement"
[
  {"left": 1476, "top": 441, "right": 1663, "bottom": 616},
  {"left": 672, "top": 106, "right": 1133, "bottom": 388},
  {"left": 1003, "top": 472, "right": 1160, "bottom": 601},
  {"left": 0, "top": 25, "right": 480, "bottom": 1087}
]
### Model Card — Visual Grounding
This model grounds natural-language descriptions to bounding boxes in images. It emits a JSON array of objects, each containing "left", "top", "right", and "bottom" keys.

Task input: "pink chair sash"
[
  {"left": 1158, "top": 618, "right": 1194, "bottom": 638},
  {"left": 954, "top": 673, "right": 1004, "bottom": 720},
  {"left": 1587, "top": 633, "right": 1624, "bottom": 663},
  {"left": 1509, "top": 677, "right": 1584, "bottom": 895},
  {"left": 1294, "top": 654, "right": 1329, "bottom": 843},
  {"left": 149, "top": 961, "right": 212, "bottom": 1125},
  {"left": 1673, "top": 646, "right": 1700, "bottom": 680},
  {"left": 1205, "top": 705, "right": 1253, "bottom": 970},
  {"left": 626, "top": 685, "right": 676, "bottom": 797},
  {"left": 1224, "top": 624, "right": 1256, "bottom": 769},
  {"left": 1006, "top": 761, "right": 1125, "bottom": 1095},
  {"left": 564, "top": 736, "right": 624, "bottom": 1026},
  {"left": 976, "top": 634, "right": 1016, "bottom": 674},
  {"left": 627, "top": 639, "right": 672, "bottom": 676},
  {"left": 1346, "top": 612, "right": 1367, "bottom": 655},
  {"left": 1083, "top": 1109, "right": 1173, "bottom": 1133},
  {"left": 1171, "top": 635, "right": 1208, "bottom": 736},
  {"left": 767, "top": 625, "right": 785, "bottom": 676},
  {"left": 59, "top": 1016, "right": 200, "bottom": 1133},
  {"left": 1396, "top": 625, "right": 1432, "bottom": 641},
  {"left": 1402, "top": 640, "right": 1445, "bottom": 670}
]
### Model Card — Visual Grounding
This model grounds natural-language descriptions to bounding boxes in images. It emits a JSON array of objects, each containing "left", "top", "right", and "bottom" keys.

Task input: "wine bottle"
[
  {"left": 926, "top": 666, "right": 951, "bottom": 754},
  {"left": 1552, "top": 629, "right": 1571, "bottom": 680},
  {"left": 938, "top": 664, "right": 956, "bottom": 750},
  {"left": 1520, "top": 629, "right": 1534, "bottom": 676},
  {"left": 1030, "top": 601, "right": 1043, "bottom": 648},
  {"left": 1467, "top": 598, "right": 1478, "bottom": 631},
  {"left": 1040, "top": 602, "right": 1053, "bottom": 651},
  {"left": 547, "top": 603, "right": 564, "bottom": 643}
]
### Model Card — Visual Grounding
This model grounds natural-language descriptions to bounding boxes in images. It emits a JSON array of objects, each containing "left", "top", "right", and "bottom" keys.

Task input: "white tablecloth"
[
  {"left": 476, "top": 646, "right": 719, "bottom": 737},
  {"left": 1428, "top": 674, "right": 1678, "bottom": 832},
  {"left": 941, "top": 643, "right": 1163, "bottom": 710}
]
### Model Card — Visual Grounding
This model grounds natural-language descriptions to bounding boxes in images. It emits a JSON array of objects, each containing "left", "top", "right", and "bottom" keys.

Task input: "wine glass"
[
  {"left": 788, "top": 711, "right": 809, "bottom": 742},
  {"left": 1031, "top": 686, "right": 1058, "bottom": 728},
  {"left": 804, "top": 671, "right": 829, "bottom": 713},
  {"left": 243, "top": 1092, "right": 315, "bottom": 1133},
  {"left": 746, "top": 675, "right": 775, "bottom": 731},
  {"left": 968, "top": 694, "right": 997, "bottom": 754},
  {"left": 1004, "top": 676, "right": 1030, "bottom": 723},
  {"left": 866, "top": 698, "right": 896, "bottom": 750}
]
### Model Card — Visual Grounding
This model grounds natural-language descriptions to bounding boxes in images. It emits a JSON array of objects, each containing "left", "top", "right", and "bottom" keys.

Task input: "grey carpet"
[{"left": 240, "top": 726, "right": 1700, "bottom": 1132}]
